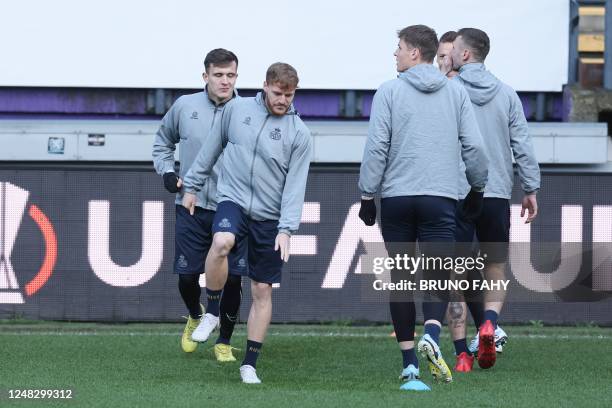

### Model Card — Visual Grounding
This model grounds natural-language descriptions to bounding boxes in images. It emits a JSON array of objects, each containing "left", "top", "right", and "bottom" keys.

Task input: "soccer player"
[
  {"left": 437, "top": 31, "right": 459, "bottom": 78},
  {"left": 152, "top": 48, "right": 247, "bottom": 362},
  {"left": 437, "top": 30, "right": 491, "bottom": 371},
  {"left": 182, "top": 62, "right": 312, "bottom": 384},
  {"left": 449, "top": 28, "right": 540, "bottom": 370},
  {"left": 359, "top": 25, "right": 488, "bottom": 391}
]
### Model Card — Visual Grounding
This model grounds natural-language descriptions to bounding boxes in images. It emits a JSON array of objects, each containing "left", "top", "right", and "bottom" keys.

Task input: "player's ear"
[{"left": 203, "top": 72, "right": 209, "bottom": 84}]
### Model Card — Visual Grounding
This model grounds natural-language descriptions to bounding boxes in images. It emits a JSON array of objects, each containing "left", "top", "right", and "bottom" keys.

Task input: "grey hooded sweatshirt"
[
  {"left": 359, "top": 63, "right": 488, "bottom": 200},
  {"left": 183, "top": 92, "right": 312, "bottom": 235},
  {"left": 152, "top": 90, "right": 235, "bottom": 210},
  {"left": 455, "top": 63, "right": 540, "bottom": 199}
]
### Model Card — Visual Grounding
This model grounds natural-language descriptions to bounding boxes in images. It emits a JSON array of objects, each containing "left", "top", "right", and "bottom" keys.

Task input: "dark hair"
[
  {"left": 457, "top": 28, "right": 490, "bottom": 62},
  {"left": 266, "top": 62, "right": 299, "bottom": 89},
  {"left": 397, "top": 25, "right": 439, "bottom": 63},
  {"left": 203, "top": 48, "right": 238, "bottom": 72},
  {"left": 439, "top": 31, "right": 458, "bottom": 44}
]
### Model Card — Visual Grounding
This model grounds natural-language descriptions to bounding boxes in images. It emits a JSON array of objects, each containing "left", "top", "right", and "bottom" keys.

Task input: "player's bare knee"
[
  {"left": 211, "top": 232, "right": 235, "bottom": 257},
  {"left": 251, "top": 282, "right": 272, "bottom": 304}
]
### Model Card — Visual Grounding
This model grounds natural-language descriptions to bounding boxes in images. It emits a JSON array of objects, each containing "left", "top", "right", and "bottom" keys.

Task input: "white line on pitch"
[{"left": 0, "top": 331, "right": 610, "bottom": 340}]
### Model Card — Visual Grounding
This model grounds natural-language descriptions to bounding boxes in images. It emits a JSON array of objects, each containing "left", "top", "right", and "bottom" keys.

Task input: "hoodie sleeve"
[
  {"left": 358, "top": 85, "right": 392, "bottom": 197},
  {"left": 457, "top": 88, "right": 489, "bottom": 191},
  {"left": 182, "top": 102, "right": 232, "bottom": 193},
  {"left": 278, "top": 127, "right": 313, "bottom": 235},
  {"left": 508, "top": 90, "right": 541, "bottom": 194},
  {"left": 152, "top": 99, "right": 181, "bottom": 175}
]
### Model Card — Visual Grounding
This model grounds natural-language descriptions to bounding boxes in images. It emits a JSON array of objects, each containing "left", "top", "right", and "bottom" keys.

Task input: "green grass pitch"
[{"left": 1, "top": 323, "right": 611, "bottom": 407}]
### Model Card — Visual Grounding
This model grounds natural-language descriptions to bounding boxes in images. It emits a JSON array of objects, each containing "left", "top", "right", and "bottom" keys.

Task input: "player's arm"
[
  {"left": 181, "top": 103, "right": 233, "bottom": 214},
  {"left": 276, "top": 128, "right": 313, "bottom": 262},
  {"left": 152, "top": 100, "right": 182, "bottom": 193},
  {"left": 457, "top": 88, "right": 489, "bottom": 221},
  {"left": 357, "top": 85, "right": 392, "bottom": 225},
  {"left": 508, "top": 90, "right": 540, "bottom": 223}
]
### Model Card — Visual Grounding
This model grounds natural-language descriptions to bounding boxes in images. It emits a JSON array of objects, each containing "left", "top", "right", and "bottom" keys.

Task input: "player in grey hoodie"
[
  {"left": 182, "top": 63, "right": 312, "bottom": 384},
  {"left": 449, "top": 28, "right": 541, "bottom": 371},
  {"left": 359, "top": 25, "right": 488, "bottom": 390},
  {"left": 152, "top": 49, "right": 246, "bottom": 361}
]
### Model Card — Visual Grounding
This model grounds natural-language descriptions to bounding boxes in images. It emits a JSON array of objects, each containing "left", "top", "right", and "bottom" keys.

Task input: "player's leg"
[
  {"left": 475, "top": 198, "right": 511, "bottom": 368},
  {"left": 447, "top": 298, "right": 475, "bottom": 372},
  {"left": 380, "top": 197, "right": 429, "bottom": 391},
  {"left": 448, "top": 202, "right": 478, "bottom": 371},
  {"left": 240, "top": 218, "right": 283, "bottom": 384},
  {"left": 240, "top": 281, "right": 271, "bottom": 384},
  {"left": 465, "top": 264, "right": 486, "bottom": 355},
  {"left": 213, "top": 274, "right": 242, "bottom": 361},
  {"left": 215, "top": 234, "right": 248, "bottom": 361},
  {"left": 174, "top": 205, "right": 212, "bottom": 352},
  {"left": 416, "top": 196, "right": 456, "bottom": 383},
  {"left": 193, "top": 201, "right": 246, "bottom": 342}
]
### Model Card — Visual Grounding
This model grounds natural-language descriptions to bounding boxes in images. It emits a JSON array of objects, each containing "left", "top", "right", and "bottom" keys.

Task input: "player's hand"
[
  {"left": 359, "top": 198, "right": 377, "bottom": 226},
  {"left": 440, "top": 55, "right": 453, "bottom": 76},
  {"left": 521, "top": 193, "right": 538, "bottom": 223},
  {"left": 459, "top": 189, "right": 484, "bottom": 222},
  {"left": 163, "top": 172, "right": 182, "bottom": 193},
  {"left": 275, "top": 232, "right": 291, "bottom": 262},
  {"left": 182, "top": 192, "right": 196, "bottom": 216}
]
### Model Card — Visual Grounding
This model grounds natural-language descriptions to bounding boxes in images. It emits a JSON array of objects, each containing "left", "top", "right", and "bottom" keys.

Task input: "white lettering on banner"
[
  {"left": 88, "top": 200, "right": 164, "bottom": 287},
  {"left": 321, "top": 203, "right": 384, "bottom": 289},
  {"left": 510, "top": 205, "right": 583, "bottom": 292},
  {"left": 592, "top": 206, "right": 612, "bottom": 291},
  {"left": 273, "top": 203, "right": 320, "bottom": 289},
  {"left": 292, "top": 203, "right": 320, "bottom": 256}
]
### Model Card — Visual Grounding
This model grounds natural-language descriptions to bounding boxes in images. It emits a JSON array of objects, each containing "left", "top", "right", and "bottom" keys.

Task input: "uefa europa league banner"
[{"left": 1, "top": 167, "right": 612, "bottom": 324}]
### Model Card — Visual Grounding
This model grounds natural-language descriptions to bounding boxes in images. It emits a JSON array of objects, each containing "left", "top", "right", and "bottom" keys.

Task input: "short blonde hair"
[{"left": 266, "top": 62, "right": 299, "bottom": 90}]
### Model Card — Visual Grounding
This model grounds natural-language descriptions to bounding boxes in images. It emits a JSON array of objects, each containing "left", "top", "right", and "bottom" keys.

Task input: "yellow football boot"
[
  {"left": 181, "top": 305, "right": 204, "bottom": 353},
  {"left": 214, "top": 343, "right": 238, "bottom": 362}
]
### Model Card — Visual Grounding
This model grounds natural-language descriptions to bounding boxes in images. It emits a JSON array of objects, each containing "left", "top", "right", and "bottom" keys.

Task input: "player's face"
[
  {"left": 450, "top": 36, "right": 468, "bottom": 70},
  {"left": 263, "top": 82, "right": 296, "bottom": 115},
  {"left": 203, "top": 62, "right": 238, "bottom": 104},
  {"left": 436, "top": 42, "right": 454, "bottom": 68},
  {"left": 394, "top": 39, "right": 415, "bottom": 72}
]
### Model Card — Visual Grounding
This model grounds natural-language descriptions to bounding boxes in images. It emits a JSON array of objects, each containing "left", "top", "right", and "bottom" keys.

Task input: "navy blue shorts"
[
  {"left": 455, "top": 198, "right": 510, "bottom": 263},
  {"left": 212, "top": 200, "right": 283, "bottom": 285},
  {"left": 381, "top": 196, "right": 457, "bottom": 299},
  {"left": 174, "top": 205, "right": 248, "bottom": 276},
  {"left": 380, "top": 196, "right": 456, "bottom": 243}
]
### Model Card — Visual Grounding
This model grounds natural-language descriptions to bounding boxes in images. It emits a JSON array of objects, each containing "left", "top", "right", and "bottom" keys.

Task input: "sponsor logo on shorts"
[
  {"left": 177, "top": 254, "right": 188, "bottom": 269},
  {"left": 190, "top": 111, "right": 198, "bottom": 120},
  {"left": 238, "top": 258, "right": 246, "bottom": 268},
  {"left": 218, "top": 218, "right": 231, "bottom": 228},
  {"left": 270, "top": 128, "right": 281, "bottom": 140},
  {"left": 242, "top": 116, "right": 251, "bottom": 125}
]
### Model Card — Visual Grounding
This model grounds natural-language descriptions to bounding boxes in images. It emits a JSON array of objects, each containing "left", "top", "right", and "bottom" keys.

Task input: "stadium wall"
[{"left": 1, "top": 166, "right": 611, "bottom": 325}]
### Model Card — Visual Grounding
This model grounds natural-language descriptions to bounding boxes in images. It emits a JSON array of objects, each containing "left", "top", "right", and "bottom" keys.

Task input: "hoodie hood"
[
  {"left": 399, "top": 64, "right": 447, "bottom": 93},
  {"left": 457, "top": 63, "right": 502, "bottom": 106}
]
